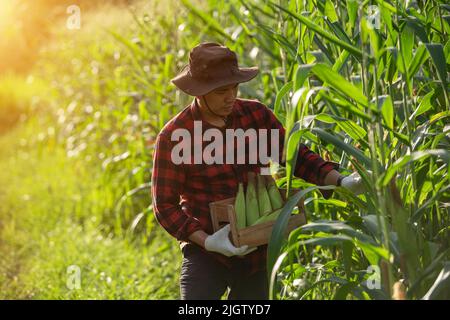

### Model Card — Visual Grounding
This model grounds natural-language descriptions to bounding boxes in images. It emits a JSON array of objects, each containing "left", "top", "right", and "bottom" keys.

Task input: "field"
[{"left": 0, "top": 0, "right": 448, "bottom": 300}]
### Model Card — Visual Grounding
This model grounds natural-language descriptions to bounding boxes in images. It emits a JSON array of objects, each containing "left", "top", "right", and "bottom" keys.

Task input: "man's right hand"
[{"left": 204, "top": 224, "right": 256, "bottom": 257}]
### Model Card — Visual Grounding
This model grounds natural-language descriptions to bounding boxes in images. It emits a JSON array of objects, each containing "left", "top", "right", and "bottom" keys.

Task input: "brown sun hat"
[{"left": 171, "top": 42, "right": 259, "bottom": 96}]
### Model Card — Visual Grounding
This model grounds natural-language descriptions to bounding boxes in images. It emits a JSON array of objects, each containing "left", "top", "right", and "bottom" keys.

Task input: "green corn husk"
[
  {"left": 246, "top": 172, "right": 260, "bottom": 226},
  {"left": 253, "top": 208, "right": 282, "bottom": 225},
  {"left": 265, "top": 175, "right": 284, "bottom": 210},
  {"left": 234, "top": 182, "right": 246, "bottom": 229},
  {"left": 256, "top": 173, "right": 273, "bottom": 216}
]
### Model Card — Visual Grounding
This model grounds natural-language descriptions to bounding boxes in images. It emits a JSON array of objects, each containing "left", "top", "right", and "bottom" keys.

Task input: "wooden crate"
[{"left": 209, "top": 188, "right": 307, "bottom": 247}]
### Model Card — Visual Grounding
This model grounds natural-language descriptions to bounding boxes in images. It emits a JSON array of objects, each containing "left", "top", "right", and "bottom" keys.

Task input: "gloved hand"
[
  {"left": 204, "top": 224, "right": 257, "bottom": 257},
  {"left": 341, "top": 171, "right": 367, "bottom": 195}
]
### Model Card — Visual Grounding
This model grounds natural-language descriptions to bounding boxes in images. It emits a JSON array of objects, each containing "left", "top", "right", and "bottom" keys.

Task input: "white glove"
[
  {"left": 204, "top": 224, "right": 257, "bottom": 257},
  {"left": 341, "top": 171, "right": 366, "bottom": 195}
]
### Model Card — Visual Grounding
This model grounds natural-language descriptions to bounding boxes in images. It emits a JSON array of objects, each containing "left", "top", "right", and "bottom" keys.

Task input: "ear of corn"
[
  {"left": 265, "top": 175, "right": 284, "bottom": 210},
  {"left": 253, "top": 208, "right": 282, "bottom": 225},
  {"left": 234, "top": 182, "right": 246, "bottom": 229},
  {"left": 245, "top": 172, "right": 260, "bottom": 226},
  {"left": 235, "top": 173, "right": 285, "bottom": 227},
  {"left": 256, "top": 173, "right": 273, "bottom": 216}
]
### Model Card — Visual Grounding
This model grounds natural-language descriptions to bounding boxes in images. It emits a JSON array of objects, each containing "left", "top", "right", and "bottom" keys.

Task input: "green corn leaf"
[
  {"left": 325, "top": 20, "right": 353, "bottom": 47},
  {"left": 294, "top": 64, "right": 314, "bottom": 90},
  {"left": 425, "top": 43, "right": 448, "bottom": 99},
  {"left": 398, "top": 25, "right": 414, "bottom": 75},
  {"left": 267, "top": 185, "right": 337, "bottom": 279},
  {"left": 257, "top": 24, "right": 298, "bottom": 59},
  {"left": 274, "top": 81, "right": 293, "bottom": 118},
  {"left": 414, "top": 90, "right": 434, "bottom": 118},
  {"left": 293, "top": 234, "right": 353, "bottom": 247},
  {"left": 379, "top": 149, "right": 450, "bottom": 187},
  {"left": 380, "top": 95, "right": 394, "bottom": 129},
  {"left": 289, "top": 220, "right": 375, "bottom": 244},
  {"left": 314, "top": 113, "right": 368, "bottom": 142},
  {"left": 311, "top": 63, "right": 368, "bottom": 108},
  {"left": 324, "top": 0, "right": 338, "bottom": 23},
  {"left": 312, "top": 35, "right": 335, "bottom": 65},
  {"left": 422, "top": 263, "right": 450, "bottom": 300},
  {"left": 332, "top": 50, "right": 350, "bottom": 73},
  {"left": 405, "top": 16, "right": 429, "bottom": 43},
  {"left": 430, "top": 111, "right": 450, "bottom": 125},
  {"left": 346, "top": 0, "right": 358, "bottom": 27},
  {"left": 311, "top": 127, "right": 375, "bottom": 169},
  {"left": 270, "top": 1, "right": 363, "bottom": 59},
  {"left": 412, "top": 184, "right": 450, "bottom": 222},
  {"left": 180, "top": 0, "right": 232, "bottom": 41},
  {"left": 285, "top": 128, "right": 308, "bottom": 195},
  {"left": 354, "top": 239, "right": 390, "bottom": 266},
  {"left": 408, "top": 44, "right": 429, "bottom": 79}
]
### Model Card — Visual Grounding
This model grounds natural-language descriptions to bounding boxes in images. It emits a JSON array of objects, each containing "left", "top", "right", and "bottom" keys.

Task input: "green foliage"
[
  {"left": 180, "top": 0, "right": 449, "bottom": 299},
  {"left": 1, "top": 0, "right": 448, "bottom": 300}
]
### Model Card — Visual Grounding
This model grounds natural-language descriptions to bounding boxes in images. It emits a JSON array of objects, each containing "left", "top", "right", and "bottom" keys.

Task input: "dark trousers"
[{"left": 180, "top": 244, "right": 269, "bottom": 300}]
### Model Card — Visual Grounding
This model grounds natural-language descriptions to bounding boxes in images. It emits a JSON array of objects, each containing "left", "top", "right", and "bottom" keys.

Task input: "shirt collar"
[{"left": 190, "top": 98, "right": 243, "bottom": 127}]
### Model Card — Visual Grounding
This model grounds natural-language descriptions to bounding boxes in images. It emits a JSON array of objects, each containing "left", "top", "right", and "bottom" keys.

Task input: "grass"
[
  {"left": 0, "top": 118, "right": 181, "bottom": 299},
  {"left": 0, "top": 73, "right": 50, "bottom": 134}
]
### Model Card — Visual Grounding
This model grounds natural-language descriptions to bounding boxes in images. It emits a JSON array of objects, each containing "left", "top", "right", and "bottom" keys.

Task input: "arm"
[
  {"left": 188, "top": 230, "right": 209, "bottom": 248},
  {"left": 324, "top": 169, "right": 342, "bottom": 186},
  {"left": 151, "top": 132, "right": 203, "bottom": 241}
]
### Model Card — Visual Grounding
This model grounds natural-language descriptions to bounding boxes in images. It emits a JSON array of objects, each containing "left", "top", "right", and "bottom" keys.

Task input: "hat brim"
[{"left": 171, "top": 67, "right": 259, "bottom": 96}]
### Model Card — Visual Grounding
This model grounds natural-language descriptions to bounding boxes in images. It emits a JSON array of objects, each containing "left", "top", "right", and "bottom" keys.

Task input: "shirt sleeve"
[
  {"left": 262, "top": 103, "right": 339, "bottom": 199},
  {"left": 151, "top": 131, "right": 203, "bottom": 241}
]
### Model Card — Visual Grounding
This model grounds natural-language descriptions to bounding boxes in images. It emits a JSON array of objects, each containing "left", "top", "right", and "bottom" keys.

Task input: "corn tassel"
[
  {"left": 265, "top": 175, "right": 284, "bottom": 210},
  {"left": 256, "top": 173, "right": 273, "bottom": 216},
  {"left": 234, "top": 182, "right": 246, "bottom": 229},
  {"left": 245, "top": 172, "right": 260, "bottom": 226}
]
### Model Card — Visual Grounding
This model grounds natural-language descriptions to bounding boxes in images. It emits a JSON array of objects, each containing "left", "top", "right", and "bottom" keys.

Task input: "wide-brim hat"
[{"left": 171, "top": 42, "right": 259, "bottom": 96}]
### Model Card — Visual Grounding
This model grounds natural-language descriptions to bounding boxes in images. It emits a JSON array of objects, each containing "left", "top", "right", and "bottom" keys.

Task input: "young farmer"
[{"left": 151, "top": 42, "right": 365, "bottom": 300}]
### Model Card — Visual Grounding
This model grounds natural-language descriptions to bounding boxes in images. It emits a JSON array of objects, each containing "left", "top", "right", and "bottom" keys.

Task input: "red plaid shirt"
[{"left": 151, "top": 98, "right": 339, "bottom": 275}]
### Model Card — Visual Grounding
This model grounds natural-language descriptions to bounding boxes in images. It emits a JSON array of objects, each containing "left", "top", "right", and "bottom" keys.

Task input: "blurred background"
[{"left": 0, "top": 0, "right": 202, "bottom": 299}]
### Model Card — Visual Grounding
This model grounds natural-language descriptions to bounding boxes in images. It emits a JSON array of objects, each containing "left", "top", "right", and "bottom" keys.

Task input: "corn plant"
[{"left": 181, "top": 0, "right": 449, "bottom": 299}]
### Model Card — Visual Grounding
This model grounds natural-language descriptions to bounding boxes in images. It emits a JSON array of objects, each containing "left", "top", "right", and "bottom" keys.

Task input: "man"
[{"left": 151, "top": 42, "right": 365, "bottom": 300}]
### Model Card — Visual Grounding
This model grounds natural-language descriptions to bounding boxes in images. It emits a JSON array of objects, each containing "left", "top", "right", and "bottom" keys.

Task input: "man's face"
[{"left": 198, "top": 83, "right": 239, "bottom": 117}]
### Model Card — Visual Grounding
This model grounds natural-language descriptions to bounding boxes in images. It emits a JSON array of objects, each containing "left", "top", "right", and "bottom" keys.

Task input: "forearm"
[
  {"left": 188, "top": 230, "right": 209, "bottom": 249},
  {"left": 323, "top": 169, "right": 342, "bottom": 186},
  {"left": 153, "top": 198, "right": 204, "bottom": 242}
]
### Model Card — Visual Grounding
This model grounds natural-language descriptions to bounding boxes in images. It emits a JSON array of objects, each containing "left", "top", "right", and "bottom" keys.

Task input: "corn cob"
[
  {"left": 253, "top": 208, "right": 282, "bottom": 225},
  {"left": 265, "top": 175, "right": 284, "bottom": 210},
  {"left": 234, "top": 182, "right": 246, "bottom": 229},
  {"left": 245, "top": 172, "right": 260, "bottom": 226},
  {"left": 256, "top": 173, "right": 273, "bottom": 216}
]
